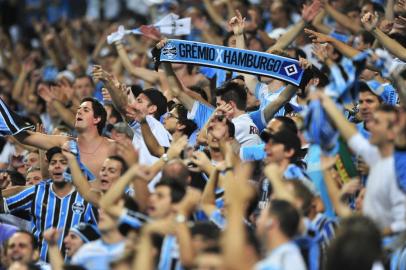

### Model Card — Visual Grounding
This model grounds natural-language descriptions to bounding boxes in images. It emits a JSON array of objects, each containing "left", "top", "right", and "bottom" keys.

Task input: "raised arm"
[
  {"left": 269, "top": 0, "right": 321, "bottom": 51},
  {"left": 222, "top": 162, "right": 255, "bottom": 270},
  {"left": 385, "top": 0, "right": 395, "bottom": 21},
  {"left": 264, "top": 163, "right": 295, "bottom": 203},
  {"left": 263, "top": 84, "right": 298, "bottom": 122},
  {"left": 92, "top": 65, "right": 130, "bottom": 121},
  {"left": 174, "top": 188, "right": 202, "bottom": 267},
  {"left": 318, "top": 92, "right": 358, "bottom": 141},
  {"left": 140, "top": 116, "right": 165, "bottom": 158},
  {"left": 43, "top": 228, "right": 64, "bottom": 270},
  {"left": 14, "top": 131, "right": 68, "bottom": 151},
  {"left": 132, "top": 227, "right": 155, "bottom": 270},
  {"left": 320, "top": 155, "right": 352, "bottom": 217},
  {"left": 202, "top": 0, "right": 229, "bottom": 30},
  {"left": 312, "top": 9, "right": 332, "bottom": 34},
  {"left": 115, "top": 41, "right": 161, "bottom": 85},
  {"left": 200, "top": 166, "right": 221, "bottom": 217},
  {"left": 99, "top": 164, "right": 146, "bottom": 210},
  {"left": 11, "top": 59, "right": 35, "bottom": 103},
  {"left": 161, "top": 62, "right": 196, "bottom": 111},
  {"left": 60, "top": 28, "right": 88, "bottom": 72},
  {"left": 362, "top": 12, "right": 406, "bottom": 61},
  {"left": 37, "top": 83, "right": 76, "bottom": 129},
  {"left": 229, "top": 10, "right": 259, "bottom": 94},
  {"left": 324, "top": 1, "right": 362, "bottom": 34},
  {"left": 305, "top": 28, "right": 361, "bottom": 58}
]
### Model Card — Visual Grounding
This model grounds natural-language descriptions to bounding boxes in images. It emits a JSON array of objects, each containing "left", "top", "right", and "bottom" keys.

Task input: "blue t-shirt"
[
  {"left": 71, "top": 239, "right": 125, "bottom": 270},
  {"left": 241, "top": 143, "right": 266, "bottom": 161}
]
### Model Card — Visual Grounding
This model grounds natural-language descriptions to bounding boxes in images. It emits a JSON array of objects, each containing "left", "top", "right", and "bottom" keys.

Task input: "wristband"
[
  {"left": 161, "top": 153, "right": 169, "bottom": 163},
  {"left": 175, "top": 214, "right": 187, "bottom": 223}
]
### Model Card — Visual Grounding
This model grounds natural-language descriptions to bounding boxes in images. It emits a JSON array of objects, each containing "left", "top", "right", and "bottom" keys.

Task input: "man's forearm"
[
  {"left": 372, "top": 28, "right": 406, "bottom": 62},
  {"left": 50, "top": 99, "right": 75, "bottom": 128},
  {"left": 162, "top": 63, "right": 195, "bottom": 110},
  {"left": 320, "top": 94, "right": 357, "bottom": 141},
  {"left": 263, "top": 85, "right": 297, "bottom": 122},
  {"left": 325, "top": 3, "right": 362, "bottom": 34},
  {"left": 104, "top": 81, "right": 129, "bottom": 121},
  {"left": 67, "top": 158, "right": 101, "bottom": 207},
  {"left": 141, "top": 120, "right": 165, "bottom": 158},
  {"left": 269, "top": 20, "right": 306, "bottom": 51}
]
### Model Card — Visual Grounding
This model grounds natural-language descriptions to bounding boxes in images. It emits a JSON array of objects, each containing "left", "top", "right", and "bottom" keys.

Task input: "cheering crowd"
[{"left": 1, "top": 0, "right": 406, "bottom": 269}]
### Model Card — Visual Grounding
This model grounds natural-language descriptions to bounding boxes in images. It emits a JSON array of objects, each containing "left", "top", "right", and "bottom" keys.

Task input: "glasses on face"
[{"left": 167, "top": 112, "right": 179, "bottom": 119}]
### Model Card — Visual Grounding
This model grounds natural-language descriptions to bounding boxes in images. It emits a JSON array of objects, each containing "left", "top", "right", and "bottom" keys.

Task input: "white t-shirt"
[
  {"left": 130, "top": 115, "right": 172, "bottom": 166},
  {"left": 232, "top": 114, "right": 261, "bottom": 147},
  {"left": 348, "top": 133, "right": 406, "bottom": 232},
  {"left": 130, "top": 115, "right": 171, "bottom": 190},
  {"left": 71, "top": 239, "right": 125, "bottom": 270},
  {"left": 255, "top": 242, "right": 306, "bottom": 270}
]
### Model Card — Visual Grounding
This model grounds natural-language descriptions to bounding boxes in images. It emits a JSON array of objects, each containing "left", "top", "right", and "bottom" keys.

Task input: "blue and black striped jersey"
[{"left": 4, "top": 181, "right": 98, "bottom": 261}]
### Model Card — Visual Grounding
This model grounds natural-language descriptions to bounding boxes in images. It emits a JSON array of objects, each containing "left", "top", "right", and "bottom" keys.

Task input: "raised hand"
[
  {"left": 228, "top": 9, "right": 245, "bottom": 35},
  {"left": 340, "top": 178, "right": 361, "bottom": 196},
  {"left": 191, "top": 150, "right": 211, "bottom": 170},
  {"left": 116, "top": 139, "right": 139, "bottom": 166},
  {"left": 37, "top": 83, "right": 56, "bottom": 103},
  {"left": 302, "top": 0, "right": 322, "bottom": 23},
  {"left": 312, "top": 43, "right": 329, "bottom": 62},
  {"left": 0, "top": 172, "right": 10, "bottom": 190},
  {"left": 143, "top": 217, "right": 176, "bottom": 236},
  {"left": 102, "top": 88, "right": 112, "bottom": 103},
  {"left": 194, "top": 16, "right": 209, "bottom": 31},
  {"left": 43, "top": 228, "right": 60, "bottom": 246},
  {"left": 127, "top": 164, "right": 150, "bottom": 181},
  {"left": 174, "top": 188, "right": 202, "bottom": 215},
  {"left": 298, "top": 56, "right": 312, "bottom": 70},
  {"left": 264, "top": 162, "right": 283, "bottom": 181},
  {"left": 167, "top": 135, "right": 188, "bottom": 160},
  {"left": 156, "top": 38, "right": 168, "bottom": 50},
  {"left": 125, "top": 102, "right": 147, "bottom": 123},
  {"left": 379, "top": 19, "right": 394, "bottom": 34},
  {"left": 22, "top": 58, "right": 36, "bottom": 74},
  {"left": 361, "top": 12, "right": 379, "bottom": 31},
  {"left": 58, "top": 78, "right": 75, "bottom": 99},
  {"left": 92, "top": 65, "right": 121, "bottom": 88},
  {"left": 244, "top": 9, "right": 260, "bottom": 32},
  {"left": 139, "top": 25, "right": 162, "bottom": 41},
  {"left": 215, "top": 103, "right": 234, "bottom": 119},
  {"left": 398, "top": 0, "right": 406, "bottom": 12},
  {"left": 304, "top": 28, "right": 333, "bottom": 43},
  {"left": 61, "top": 141, "right": 77, "bottom": 161},
  {"left": 226, "top": 162, "right": 255, "bottom": 204}
]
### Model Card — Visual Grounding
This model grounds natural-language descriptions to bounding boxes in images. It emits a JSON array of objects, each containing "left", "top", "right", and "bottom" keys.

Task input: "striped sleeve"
[
  {"left": 5, "top": 186, "right": 36, "bottom": 213},
  {"left": 0, "top": 98, "right": 34, "bottom": 136}
]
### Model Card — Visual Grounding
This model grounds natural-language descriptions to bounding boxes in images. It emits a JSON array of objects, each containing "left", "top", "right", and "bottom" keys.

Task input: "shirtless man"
[{"left": 15, "top": 97, "right": 116, "bottom": 187}]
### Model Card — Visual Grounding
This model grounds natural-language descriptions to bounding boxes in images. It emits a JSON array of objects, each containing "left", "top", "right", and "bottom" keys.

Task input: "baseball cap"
[
  {"left": 261, "top": 129, "right": 301, "bottom": 157},
  {"left": 112, "top": 122, "right": 134, "bottom": 139},
  {"left": 142, "top": 88, "right": 167, "bottom": 119},
  {"left": 365, "top": 80, "right": 398, "bottom": 105},
  {"left": 70, "top": 223, "right": 101, "bottom": 243}
]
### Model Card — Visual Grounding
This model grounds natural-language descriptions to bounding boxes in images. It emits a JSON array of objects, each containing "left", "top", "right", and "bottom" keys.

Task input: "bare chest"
[{"left": 78, "top": 141, "right": 114, "bottom": 176}]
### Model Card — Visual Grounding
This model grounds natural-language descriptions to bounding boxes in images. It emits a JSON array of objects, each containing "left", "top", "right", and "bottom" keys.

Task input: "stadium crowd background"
[{"left": 0, "top": 0, "right": 406, "bottom": 269}]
